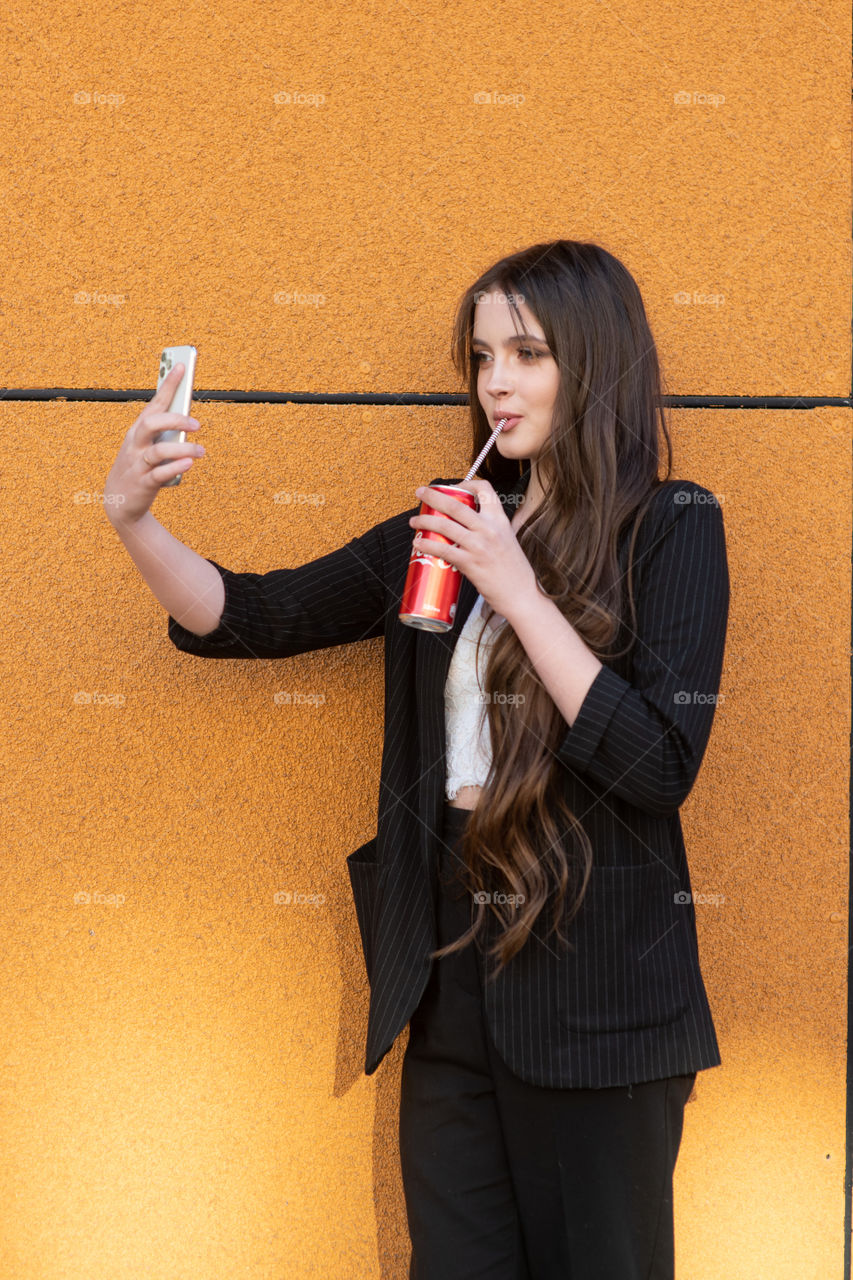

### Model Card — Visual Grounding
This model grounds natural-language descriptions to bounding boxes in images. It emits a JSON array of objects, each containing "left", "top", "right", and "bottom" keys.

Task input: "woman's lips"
[{"left": 496, "top": 415, "right": 522, "bottom": 431}]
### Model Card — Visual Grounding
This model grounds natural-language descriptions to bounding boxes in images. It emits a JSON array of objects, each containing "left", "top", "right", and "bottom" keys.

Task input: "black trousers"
[{"left": 399, "top": 802, "right": 696, "bottom": 1280}]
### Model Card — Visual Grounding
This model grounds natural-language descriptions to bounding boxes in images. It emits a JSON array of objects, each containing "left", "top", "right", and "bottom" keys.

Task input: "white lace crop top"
[{"left": 444, "top": 593, "right": 506, "bottom": 800}]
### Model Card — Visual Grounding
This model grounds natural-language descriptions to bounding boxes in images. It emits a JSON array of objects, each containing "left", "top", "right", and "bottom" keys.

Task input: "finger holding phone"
[{"left": 104, "top": 345, "right": 204, "bottom": 525}]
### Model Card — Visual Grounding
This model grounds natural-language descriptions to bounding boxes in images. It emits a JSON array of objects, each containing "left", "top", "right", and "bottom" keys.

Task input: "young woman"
[{"left": 105, "top": 240, "right": 729, "bottom": 1280}]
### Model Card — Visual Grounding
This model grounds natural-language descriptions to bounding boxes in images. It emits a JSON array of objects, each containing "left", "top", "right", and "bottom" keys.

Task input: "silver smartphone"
[{"left": 153, "top": 345, "right": 198, "bottom": 487}]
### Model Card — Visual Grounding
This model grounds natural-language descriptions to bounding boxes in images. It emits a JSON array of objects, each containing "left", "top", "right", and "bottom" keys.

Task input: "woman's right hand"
[{"left": 104, "top": 361, "right": 206, "bottom": 525}]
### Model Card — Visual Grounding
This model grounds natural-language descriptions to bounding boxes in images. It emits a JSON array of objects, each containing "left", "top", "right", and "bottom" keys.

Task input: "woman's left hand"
[{"left": 408, "top": 480, "right": 538, "bottom": 621}]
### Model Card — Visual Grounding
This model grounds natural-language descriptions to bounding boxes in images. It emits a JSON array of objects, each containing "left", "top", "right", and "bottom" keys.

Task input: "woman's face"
[{"left": 472, "top": 290, "right": 560, "bottom": 464}]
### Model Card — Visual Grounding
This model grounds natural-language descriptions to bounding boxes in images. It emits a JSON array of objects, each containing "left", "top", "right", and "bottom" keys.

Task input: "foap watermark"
[
  {"left": 74, "top": 691, "right": 126, "bottom": 707},
  {"left": 674, "top": 890, "right": 725, "bottom": 906},
  {"left": 473, "top": 890, "right": 525, "bottom": 907},
  {"left": 274, "top": 890, "right": 326, "bottom": 906},
  {"left": 273, "top": 290, "right": 326, "bottom": 308},
  {"left": 673, "top": 489, "right": 724, "bottom": 506},
  {"left": 74, "top": 291, "right": 126, "bottom": 306},
  {"left": 73, "top": 91, "right": 126, "bottom": 107},
  {"left": 73, "top": 490, "right": 126, "bottom": 507},
  {"left": 473, "top": 291, "right": 526, "bottom": 306},
  {"left": 273, "top": 490, "right": 326, "bottom": 505},
  {"left": 74, "top": 890, "right": 126, "bottom": 906},
  {"left": 673, "top": 91, "right": 725, "bottom": 108},
  {"left": 673, "top": 690, "right": 725, "bottom": 706},
  {"left": 674, "top": 291, "right": 725, "bottom": 307},
  {"left": 273, "top": 691, "right": 326, "bottom": 707},
  {"left": 273, "top": 91, "right": 325, "bottom": 107},
  {"left": 473, "top": 91, "right": 525, "bottom": 108},
  {"left": 475, "top": 691, "right": 526, "bottom": 706}
]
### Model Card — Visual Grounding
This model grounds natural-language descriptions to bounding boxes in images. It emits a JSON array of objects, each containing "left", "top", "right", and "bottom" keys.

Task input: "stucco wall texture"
[{"left": 1, "top": 1, "right": 850, "bottom": 1277}]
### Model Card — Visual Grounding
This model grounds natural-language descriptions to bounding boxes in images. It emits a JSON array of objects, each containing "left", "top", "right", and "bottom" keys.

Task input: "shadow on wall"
[{"left": 331, "top": 889, "right": 412, "bottom": 1277}]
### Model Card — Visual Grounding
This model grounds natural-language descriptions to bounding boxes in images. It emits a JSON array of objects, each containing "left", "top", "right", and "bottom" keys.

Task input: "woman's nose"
[{"left": 484, "top": 363, "right": 513, "bottom": 396}]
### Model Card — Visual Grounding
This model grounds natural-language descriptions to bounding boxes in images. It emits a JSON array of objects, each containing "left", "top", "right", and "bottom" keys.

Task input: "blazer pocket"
[
  {"left": 556, "top": 862, "right": 691, "bottom": 1035},
  {"left": 346, "top": 835, "right": 381, "bottom": 984}
]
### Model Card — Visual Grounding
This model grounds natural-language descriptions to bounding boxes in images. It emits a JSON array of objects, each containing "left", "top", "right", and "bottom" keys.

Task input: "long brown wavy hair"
[{"left": 432, "top": 239, "right": 674, "bottom": 979}]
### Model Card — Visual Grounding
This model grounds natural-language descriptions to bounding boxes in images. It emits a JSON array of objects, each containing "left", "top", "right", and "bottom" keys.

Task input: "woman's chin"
[{"left": 496, "top": 433, "right": 523, "bottom": 453}]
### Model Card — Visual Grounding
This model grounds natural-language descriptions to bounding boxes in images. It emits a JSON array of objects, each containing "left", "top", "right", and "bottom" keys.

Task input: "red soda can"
[{"left": 399, "top": 485, "right": 479, "bottom": 631}]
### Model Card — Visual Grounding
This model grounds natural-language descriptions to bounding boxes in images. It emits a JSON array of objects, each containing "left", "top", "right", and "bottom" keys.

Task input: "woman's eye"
[{"left": 472, "top": 348, "right": 544, "bottom": 363}]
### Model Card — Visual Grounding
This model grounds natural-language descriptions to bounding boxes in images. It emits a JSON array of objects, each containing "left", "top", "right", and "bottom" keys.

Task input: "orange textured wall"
[{"left": 1, "top": 1, "right": 850, "bottom": 1277}]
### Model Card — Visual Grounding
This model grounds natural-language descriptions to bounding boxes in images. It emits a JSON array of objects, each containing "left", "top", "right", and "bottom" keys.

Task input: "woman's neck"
[{"left": 512, "top": 462, "right": 546, "bottom": 529}]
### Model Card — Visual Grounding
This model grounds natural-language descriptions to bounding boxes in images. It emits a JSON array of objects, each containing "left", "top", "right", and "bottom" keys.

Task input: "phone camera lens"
[{"left": 160, "top": 365, "right": 166, "bottom": 377}]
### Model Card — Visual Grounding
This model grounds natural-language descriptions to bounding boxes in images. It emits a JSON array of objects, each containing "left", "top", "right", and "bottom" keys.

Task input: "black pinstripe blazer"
[{"left": 167, "top": 466, "right": 729, "bottom": 1088}]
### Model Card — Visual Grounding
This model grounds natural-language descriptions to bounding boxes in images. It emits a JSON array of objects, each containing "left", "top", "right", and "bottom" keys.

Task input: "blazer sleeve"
[
  {"left": 553, "top": 484, "right": 730, "bottom": 816},
  {"left": 166, "top": 514, "right": 394, "bottom": 660}
]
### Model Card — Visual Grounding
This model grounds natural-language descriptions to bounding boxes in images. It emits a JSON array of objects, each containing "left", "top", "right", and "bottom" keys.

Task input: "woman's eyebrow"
[{"left": 471, "top": 333, "right": 548, "bottom": 348}]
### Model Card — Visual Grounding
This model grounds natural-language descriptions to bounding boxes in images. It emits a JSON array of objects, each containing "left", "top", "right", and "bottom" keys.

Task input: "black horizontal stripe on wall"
[{"left": 0, "top": 389, "right": 851, "bottom": 408}]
